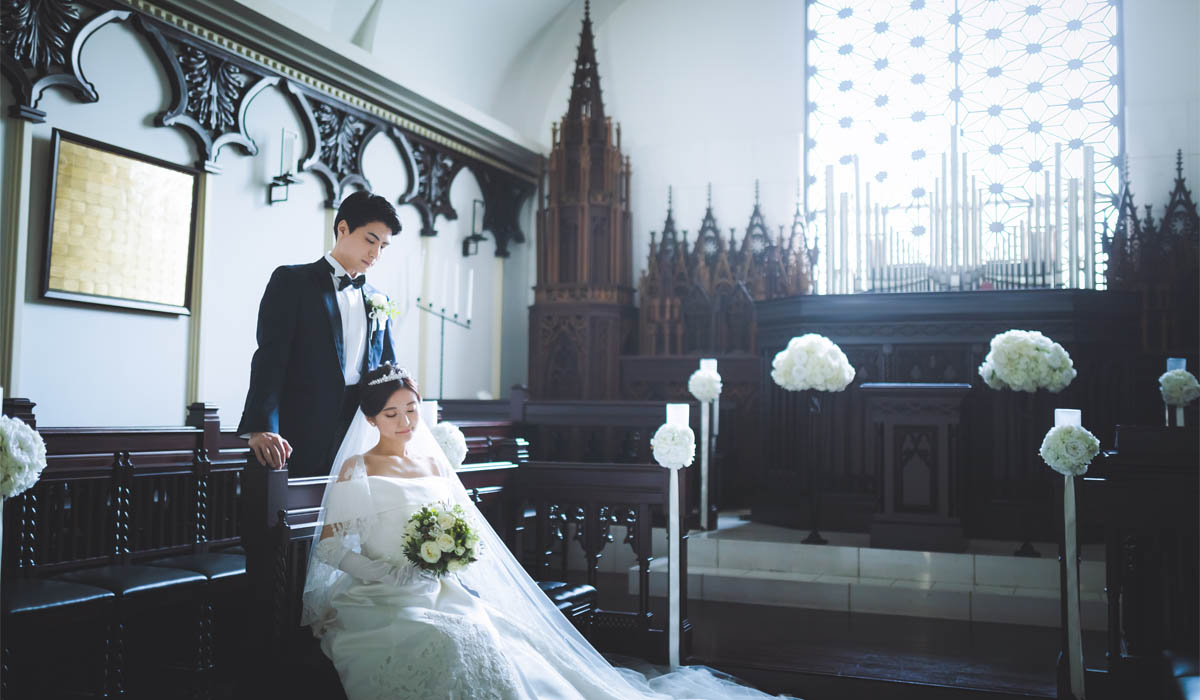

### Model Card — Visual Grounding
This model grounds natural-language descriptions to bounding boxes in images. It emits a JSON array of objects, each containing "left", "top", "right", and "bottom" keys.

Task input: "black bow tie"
[{"left": 337, "top": 274, "right": 366, "bottom": 291}]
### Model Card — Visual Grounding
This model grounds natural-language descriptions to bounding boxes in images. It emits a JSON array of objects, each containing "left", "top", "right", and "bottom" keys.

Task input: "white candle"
[
  {"left": 1055, "top": 409, "right": 1082, "bottom": 427},
  {"left": 666, "top": 403, "right": 689, "bottom": 427},
  {"left": 454, "top": 263, "right": 461, "bottom": 316},
  {"left": 440, "top": 260, "right": 448, "bottom": 310},
  {"left": 419, "top": 400, "right": 439, "bottom": 427},
  {"left": 1167, "top": 358, "right": 1186, "bottom": 371},
  {"left": 466, "top": 269, "right": 475, "bottom": 320}
]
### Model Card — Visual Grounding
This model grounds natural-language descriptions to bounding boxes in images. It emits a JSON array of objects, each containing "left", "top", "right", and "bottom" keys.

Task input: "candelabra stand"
[{"left": 416, "top": 296, "right": 471, "bottom": 399}]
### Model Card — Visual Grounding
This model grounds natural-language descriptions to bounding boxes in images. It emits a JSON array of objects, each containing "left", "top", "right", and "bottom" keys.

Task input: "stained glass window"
[{"left": 806, "top": 0, "right": 1121, "bottom": 291}]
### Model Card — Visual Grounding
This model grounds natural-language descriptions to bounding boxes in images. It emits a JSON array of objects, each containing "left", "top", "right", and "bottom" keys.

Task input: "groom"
[{"left": 239, "top": 191, "right": 402, "bottom": 477}]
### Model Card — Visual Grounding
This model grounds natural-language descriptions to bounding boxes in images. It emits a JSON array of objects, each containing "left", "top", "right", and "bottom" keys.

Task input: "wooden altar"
[{"left": 751, "top": 288, "right": 1178, "bottom": 544}]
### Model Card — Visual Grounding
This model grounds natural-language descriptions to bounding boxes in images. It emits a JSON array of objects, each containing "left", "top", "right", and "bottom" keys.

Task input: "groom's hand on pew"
[{"left": 248, "top": 432, "right": 293, "bottom": 469}]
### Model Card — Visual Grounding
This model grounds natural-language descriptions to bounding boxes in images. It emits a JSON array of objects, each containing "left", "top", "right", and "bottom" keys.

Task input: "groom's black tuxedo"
[{"left": 238, "top": 258, "right": 396, "bottom": 477}]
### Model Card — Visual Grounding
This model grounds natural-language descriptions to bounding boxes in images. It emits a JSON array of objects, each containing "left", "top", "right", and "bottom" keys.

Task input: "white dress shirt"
[{"left": 324, "top": 253, "right": 368, "bottom": 386}]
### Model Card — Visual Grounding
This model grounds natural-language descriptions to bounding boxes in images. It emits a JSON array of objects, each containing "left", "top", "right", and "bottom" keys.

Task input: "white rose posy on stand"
[{"left": 650, "top": 403, "right": 695, "bottom": 670}]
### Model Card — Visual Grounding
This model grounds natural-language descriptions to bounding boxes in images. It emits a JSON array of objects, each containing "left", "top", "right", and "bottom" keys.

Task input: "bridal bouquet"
[
  {"left": 771, "top": 334, "right": 855, "bottom": 392},
  {"left": 1039, "top": 424, "right": 1100, "bottom": 477},
  {"left": 403, "top": 502, "right": 480, "bottom": 576},
  {"left": 978, "top": 330, "right": 1075, "bottom": 393},
  {"left": 1159, "top": 369, "right": 1200, "bottom": 407},
  {"left": 0, "top": 415, "right": 47, "bottom": 499}
]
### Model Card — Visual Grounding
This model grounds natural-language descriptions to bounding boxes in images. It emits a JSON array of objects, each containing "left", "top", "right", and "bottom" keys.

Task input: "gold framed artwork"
[{"left": 43, "top": 129, "right": 200, "bottom": 315}]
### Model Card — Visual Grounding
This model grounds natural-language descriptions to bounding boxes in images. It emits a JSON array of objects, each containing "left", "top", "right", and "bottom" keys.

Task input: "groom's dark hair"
[{"left": 335, "top": 190, "right": 401, "bottom": 238}]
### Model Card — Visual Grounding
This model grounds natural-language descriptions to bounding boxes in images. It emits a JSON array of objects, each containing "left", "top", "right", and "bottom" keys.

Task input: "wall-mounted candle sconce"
[
  {"left": 268, "top": 128, "right": 300, "bottom": 204},
  {"left": 462, "top": 199, "right": 486, "bottom": 256}
]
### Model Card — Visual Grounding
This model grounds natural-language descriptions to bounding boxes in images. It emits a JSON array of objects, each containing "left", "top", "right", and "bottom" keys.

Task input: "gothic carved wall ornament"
[
  {"left": 395, "top": 130, "right": 465, "bottom": 237},
  {"left": 0, "top": 0, "right": 130, "bottom": 121},
  {"left": 139, "top": 18, "right": 278, "bottom": 173},
  {"left": 285, "top": 81, "right": 380, "bottom": 208}
]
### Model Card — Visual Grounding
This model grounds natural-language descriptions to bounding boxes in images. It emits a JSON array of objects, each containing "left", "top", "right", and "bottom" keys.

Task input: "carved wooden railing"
[
  {"left": 1069, "top": 426, "right": 1199, "bottom": 699},
  {"left": 0, "top": 399, "right": 245, "bottom": 579},
  {"left": 517, "top": 460, "right": 686, "bottom": 663}
]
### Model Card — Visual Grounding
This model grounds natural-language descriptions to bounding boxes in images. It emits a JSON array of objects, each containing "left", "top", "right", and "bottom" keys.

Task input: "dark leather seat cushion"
[
  {"left": 54, "top": 564, "right": 206, "bottom": 602},
  {"left": 147, "top": 553, "right": 246, "bottom": 582},
  {"left": 536, "top": 581, "right": 597, "bottom": 612},
  {"left": 2, "top": 578, "right": 115, "bottom": 619}
]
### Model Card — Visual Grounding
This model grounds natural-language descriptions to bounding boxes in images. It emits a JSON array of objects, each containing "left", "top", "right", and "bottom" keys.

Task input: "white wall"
[
  {"left": 6, "top": 18, "right": 507, "bottom": 427},
  {"left": 1123, "top": 0, "right": 1200, "bottom": 207}
]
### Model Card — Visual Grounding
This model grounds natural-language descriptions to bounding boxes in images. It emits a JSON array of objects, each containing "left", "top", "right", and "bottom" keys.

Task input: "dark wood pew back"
[{"left": 1, "top": 402, "right": 246, "bottom": 578}]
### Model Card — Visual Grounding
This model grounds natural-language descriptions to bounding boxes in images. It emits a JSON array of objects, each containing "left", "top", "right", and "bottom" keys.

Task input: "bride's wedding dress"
[{"left": 304, "top": 415, "right": 794, "bottom": 700}]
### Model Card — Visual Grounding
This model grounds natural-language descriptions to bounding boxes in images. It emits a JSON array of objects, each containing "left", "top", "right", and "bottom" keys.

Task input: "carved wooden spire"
[
  {"left": 530, "top": 1, "right": 634, "bottom": 399},
  {"left": 566, "top": 0, "right": 605, "bottom": 124}
]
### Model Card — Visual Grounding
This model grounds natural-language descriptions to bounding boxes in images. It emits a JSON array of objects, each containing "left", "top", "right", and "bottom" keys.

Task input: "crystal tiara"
[{"left": 367, "top": 366, "right": 411, "bottom": 386}]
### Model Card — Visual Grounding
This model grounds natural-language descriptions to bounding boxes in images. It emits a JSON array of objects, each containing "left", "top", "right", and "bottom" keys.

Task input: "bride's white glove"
[{"left": 314, "top": 537, "right": 434, "bottom": 587}]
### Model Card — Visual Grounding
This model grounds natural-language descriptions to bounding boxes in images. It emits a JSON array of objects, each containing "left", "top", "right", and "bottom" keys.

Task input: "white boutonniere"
[{"left": 365, "top": 291, "right": 401, "bottom": 333}]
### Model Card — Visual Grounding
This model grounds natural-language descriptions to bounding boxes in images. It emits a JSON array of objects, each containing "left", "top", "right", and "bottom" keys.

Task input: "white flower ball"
[
  {"left": 0, "top": 416, "right": 48, "bottom": 499},
  {"left": 369, "top": 292, "right": 388, "bottom": 306},
  {"left": 770, "top": 334, "right": 855, "bottom": 392},
  {"left": 447, "top": 558, "right": 465, "bottom": 572},
  {"left": 431, "top": 422, "right": 468, "bottom": 468},
  {"left": 435, "top": 533, "right": 455, "bottom": 550},
  {"left": 419, "top": 540, "right": 442, "bottom": 564},
  {"left": 436, "top": 512, "right": 456, "bottom": 530},
  {"left": 650, "top": 423, "right": 696, "bottom": 470},
  {"left": 978, "top": 330, "right": 1076, "bottom": 393},
  {"left": 1160, "top": 369, "right": 1200, "bottom": 407},
  {"left": 1039, "top": 424, "right": 1100, "bottom": 477},
  {"left": 688, "top": 369, "right": 722, "bottom": 403}
]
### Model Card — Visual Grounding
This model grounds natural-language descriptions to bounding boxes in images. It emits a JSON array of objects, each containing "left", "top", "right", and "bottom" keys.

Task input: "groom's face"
[{"left": 333, "top": 220, "right": 393, "bottom": 275}]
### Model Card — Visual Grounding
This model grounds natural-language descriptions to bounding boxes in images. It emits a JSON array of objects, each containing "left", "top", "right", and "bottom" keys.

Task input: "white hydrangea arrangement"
[
  {"left": 770, "top": 334, "right": 855, "bottom": 393},
  {"left": 1039, "top": 425, "right": 1100, "bottom": 477},
  {"left": 0, "top": 415, "right": 47, "bottom": 499},
  {"left": 431, "top": 422, "right": 468, "bottom": 469},
  {"left": 687, "top": 368, "right": 722, "bottom": 403},
  {"left": 1159, "top": 369, "right": 1200, "bottom": 407},
  {"left": 650, "top": 423, "right": 696, "bottom": 470},
  {"left": 978, "top": 329, "right": 1076, "bottom": 393}
]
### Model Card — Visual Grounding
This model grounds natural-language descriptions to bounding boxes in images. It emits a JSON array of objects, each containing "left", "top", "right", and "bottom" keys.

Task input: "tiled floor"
[{"left": 615, "top": 510, "right": 1109, "bottom": 630}]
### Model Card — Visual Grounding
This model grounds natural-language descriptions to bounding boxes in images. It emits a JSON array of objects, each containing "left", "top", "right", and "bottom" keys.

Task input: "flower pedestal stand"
[{"left": 802, "top": 391, "right": 828, "bottom": 546}]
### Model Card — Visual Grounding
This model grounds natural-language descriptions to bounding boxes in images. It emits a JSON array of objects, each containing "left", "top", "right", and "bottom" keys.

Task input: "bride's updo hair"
[{"left": 358, "top": 361, "right": 421, "bottom": 417}]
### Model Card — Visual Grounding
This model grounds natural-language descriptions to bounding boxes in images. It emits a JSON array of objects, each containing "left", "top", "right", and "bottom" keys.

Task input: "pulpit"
[{"left": 862, "top": 383, "right": 971, "bottom": 552}]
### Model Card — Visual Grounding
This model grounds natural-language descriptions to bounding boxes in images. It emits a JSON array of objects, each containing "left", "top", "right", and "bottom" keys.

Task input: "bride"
[{"left": 304, "top": 361, "right": 794, "bottom": 699}]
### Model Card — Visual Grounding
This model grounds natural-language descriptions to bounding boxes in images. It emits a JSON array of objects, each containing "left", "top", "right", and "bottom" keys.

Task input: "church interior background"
[{"left": 1, "top": 0, "right": 1197, "bottom": 698}]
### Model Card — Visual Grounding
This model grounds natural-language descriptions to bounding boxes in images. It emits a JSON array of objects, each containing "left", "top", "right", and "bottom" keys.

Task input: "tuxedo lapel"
[{"left": 311, "top": 261, "right": 345, "bottom": 373}]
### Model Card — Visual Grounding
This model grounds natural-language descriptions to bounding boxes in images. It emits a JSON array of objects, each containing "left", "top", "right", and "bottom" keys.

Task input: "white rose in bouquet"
[
  {"left": 418, "top": 540, "right": 442, "bottom": 564},
  {"left": 1159, "top": 369, "right": 1200, "bottom": 407},
  {"left": 978, "top": 330, "right": 1076, "bottom": 393},
  {"left": 770, "top": 334, "right": 855, "bottom": 392},
  {"left": 650, "top": 423, "right": 696, "bottom": 470},
  {"left": 0, "top": 416, "right": 47, "bottom": 499},
  {"left": 431, "top": 422, "right": 468, "bottom": 468},
  {"left": 1039, "top": 424, "right": 1100, "bottom": 477},
  {"left": 687, "top": 369, "right": 722, "bottom": 403}
]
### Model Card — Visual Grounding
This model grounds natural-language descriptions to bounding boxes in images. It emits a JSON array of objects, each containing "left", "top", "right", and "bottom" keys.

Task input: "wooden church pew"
[{"left": 0, "top": 399, "right": 248, "bottom": 699}]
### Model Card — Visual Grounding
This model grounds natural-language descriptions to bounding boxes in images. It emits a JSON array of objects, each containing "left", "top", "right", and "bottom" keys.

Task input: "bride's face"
[{"left": 369, "top": 387, "right": 420, "bottom": 444}]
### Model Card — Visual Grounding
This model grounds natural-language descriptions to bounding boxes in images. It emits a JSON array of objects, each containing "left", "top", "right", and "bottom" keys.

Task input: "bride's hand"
[{"left": 248, "top": 432, "right": 292, "bottom": 469}]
